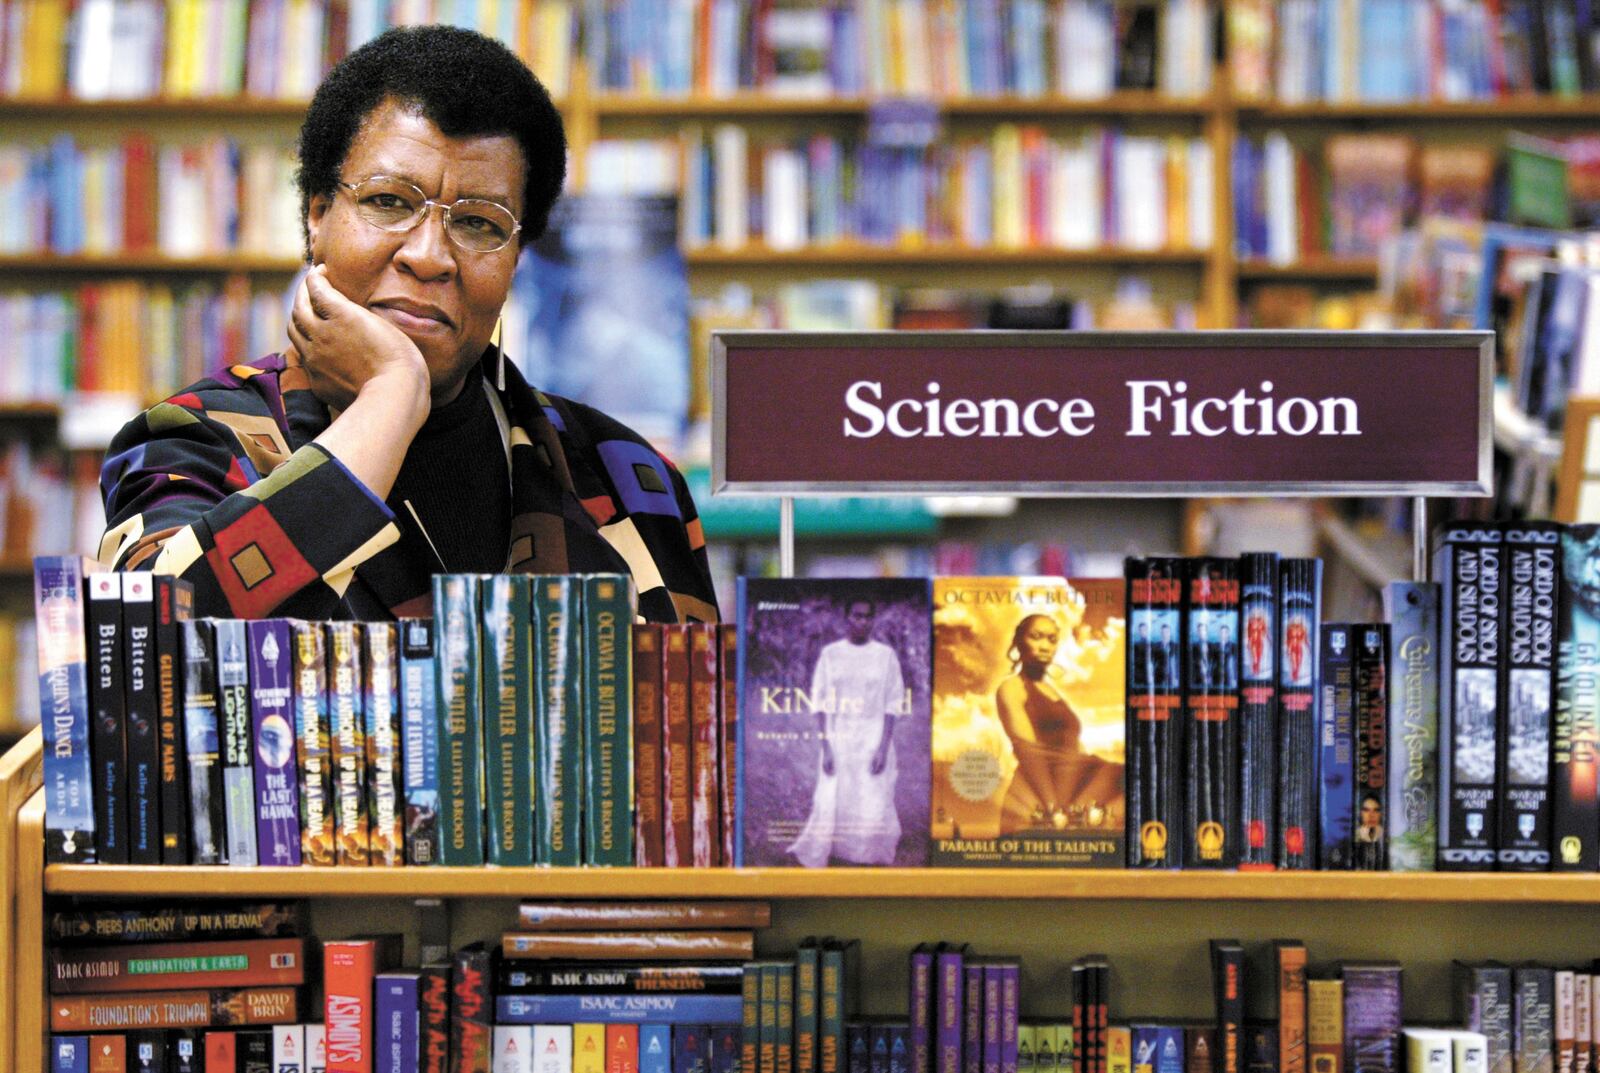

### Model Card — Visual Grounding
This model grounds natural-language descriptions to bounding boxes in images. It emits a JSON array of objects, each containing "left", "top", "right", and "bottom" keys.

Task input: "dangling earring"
[{"left": 491, "top": 315, "right": 506, "bottom": 390}]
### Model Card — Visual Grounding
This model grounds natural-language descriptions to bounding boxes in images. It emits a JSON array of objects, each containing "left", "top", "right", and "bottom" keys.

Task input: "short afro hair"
[{"left": 295, "top": 25, "right": 567, "bottom": 256}]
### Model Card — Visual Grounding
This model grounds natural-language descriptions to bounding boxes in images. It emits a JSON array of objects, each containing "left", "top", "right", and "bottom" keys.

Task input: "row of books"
[
  {"left": 683, "top": 126, "right": 1215, "bottom": 253},
  {"left": 0, "top": 0, "right": 576, "bottom": 102},
  {"left": 0, "top": 441, "right": 102, "bottom": 563},
  {"left": 0, "top": 136, "right": 301, "bottom": 259}
]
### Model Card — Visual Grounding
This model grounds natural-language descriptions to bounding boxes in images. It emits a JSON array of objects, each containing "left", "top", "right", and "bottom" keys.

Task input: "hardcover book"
[
  {"left": 215, "top": 619, "right": 257, "bottom": 868},
  {"left": 1341, "top": 964, "right": 1402, "bottom": 1073},
  {"left": 1277, "top": 559, "right": 1323, "bottom": 870},
  {"left": 326, "top": 622, "right": 368, "bottom": 867},
  {"left": 399, "top": 618, "right": 440, "bottom": 866},
  {"left": 1382, "top": 582, "right": 1441, "bottom": 872},
  {"left": 634, "top": 624, "right": 666, "bottom": 866},
  {"left": 797, "top": 940, "right": 820, "bottom": 1073},
  {"left": 49, "top": 937, "right": 306, "bottom": 994},
  {"left": 153, "top": 575, "right": 193, "bottom": 865},
  {"left": 1318, "top": 625, "right": 1355, "bottom": 871},
  {"left": 1183, "top": 559, "right": 1239, "bottom": 868},
  {"left": 86, "top": 573, "right": 128, "bottom": 863},
  {"left": 49, "top": 987, "right": 300, "bottom": 1031},
  {"left": 1515, "top": 967, "right": 1555, "bottom": 1073},
  {"left": 583, "top": 574, "right": 636, "bottom": 867},
  {"left": 325, "top": 936, "right": 402, "bottom": 1073},
  {"left": 1277, "top": 941, "right": 1308, "bottom": 1073},
  {"left": 180, "top": 619, "right": 225, "bottom": 866},
  {"left": 1353, "top": 625, "right": 1390, "bottom": 871},
  {"left": 363, "top": 622, "right": 404, "bottom": 867},
  {"left": 435, "top": 573, "right": 485, "bottom": 866},
  {"left": 1238, "top": 552, "right": 1280, "bottom": 869},
  {"left": 1211, "top": 942, "right": 1244, "bottom": 1073},
  {"left": 690, "top": 623, "right": 723, "bottom": 866},
  {"left": 1127, "top": 557, "right": 1184, "bottom": 869},
  {"left": 535, "top": 575, "right": 584, "bottom": 866},
  {"left": 290, "top": 620, "right": 335, "bottom": 868},
  {"left": 738, "top": 577, "right": 933, "bottom": 867},
  {"left": 452, "top": 943, "right": 494, "bottom": 1073},
  {"left": 482, "top": 575, "right": 535, "bottom": 867},
  {"left": 375, "top": 971, "right": 420, "bottom": 1073},
  {"left": 123, "top": 571, "right": 160, "bottom": 865},
  {"left": 933, "top": 577, "right": 1123, "bottom": 867},
  {"left": 1307, "top": 979, "right": 1343, "bottom": 1073},
  {"left": 419, "top": 962, "right": 451, "bottom": 1073},
  {"left": 246, "top": 620, "right": 300, "bottom": 867},
  {"left": 663, "top": 624, "right": 694, "bottom": 866},
  {"left": 719, "top": 625, "right": 739, "bottom": 866},
  {"left": 935, "top": 947, "right": 965, "bottom": 1073},
  {"left": 515, "top": 901, "right": 770, "bottom": 930},
  {"left": 1498, "top": 523, "right": 1560, "bottom": 870},
  {"left": 1456, "top": 962, "right": 1514, "bottom": 1073},
  {"left": 1554, "top": 526, "right": 1600, "bottom": 871}
]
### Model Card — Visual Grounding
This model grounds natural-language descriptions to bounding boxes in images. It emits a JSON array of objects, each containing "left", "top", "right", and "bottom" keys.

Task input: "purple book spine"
[
  {"left": 246, "top": 620, "right": 301, "bottom": 866},
  {"left": 937, "top": 949, "right": 966, "bottom": 1073},
  {"left": 911, "top": 948, "right": 935, "bottom": 1073},
  {"left": 1343, "top": 965, "right": 1403, "bottom": 1073},
  {"left": 964, "top": 965, "right": 985, "bottom": 1073},
  {"left": 999, "top": 965, "right": 1019, "bottom": 1073},
  {"left": 982, "top": 966, "right": 1001, "bottom": 1073},
  {"left": 376, "top": 971, "right": 421, "bottom": 1073}
]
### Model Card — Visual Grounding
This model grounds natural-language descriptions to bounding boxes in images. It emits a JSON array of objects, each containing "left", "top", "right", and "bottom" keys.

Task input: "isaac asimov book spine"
[
  {"left": 1237, "top": 552, "right": 1280, "bottom": 870},
  {"left": 1381, "top": 582, "right": 1441, "bottom": 872},
  {"left": 1497, "top": 522, "right": 1560, "bottom": 871},
  {"left": 291, "top": 620, "right": 335, "bottom": 867},
  {"left": 34, "top": 556, "right": 98, "bottom": 864},
  {"left": 1126, "top": 557, "right": 1184, "bottom": 869},
  {"left": 1183, "top": 558, "right": 1240, "bottom": 869},
  {"left": 1276, "top": 558, "right": 1323, "bottom": 870},
  {"left": 1553, "top": 526, "right": 1600, "bottom": 871}
]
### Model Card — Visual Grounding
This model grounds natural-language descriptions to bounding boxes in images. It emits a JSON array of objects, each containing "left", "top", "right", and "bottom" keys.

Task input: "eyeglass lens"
[{"left": 349, "top": 177, "right": 517, "bottom": 252}]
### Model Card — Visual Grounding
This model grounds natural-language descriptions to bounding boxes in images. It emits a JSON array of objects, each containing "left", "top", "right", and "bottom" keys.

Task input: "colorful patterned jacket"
[{"left": 98, "top": 350, "right": 719, "bottom": 623}]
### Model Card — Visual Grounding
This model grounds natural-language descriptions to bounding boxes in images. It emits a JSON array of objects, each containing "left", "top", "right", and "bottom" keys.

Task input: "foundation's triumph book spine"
[
  {"left": 1553, "top": 526, "right": 1600, "bottom": 871},
  {"left": 1382, "top": 582, "right": 1441, "bottom": 872},
  {"left": 1237, "top": 552, "right": 1279, "bottom": 870},
  {"left": 1183, "top": 558, "right": 1240, "bottom": 869},
  {"left": 1498, "top": 522, "right": 1560, "bottom": 871},
  {"left": 1125, "top": 556, "right": 1185, "bottom": 869},
  {"left": 1276, "top": 558, "right": 1322, "bottom": 870}
]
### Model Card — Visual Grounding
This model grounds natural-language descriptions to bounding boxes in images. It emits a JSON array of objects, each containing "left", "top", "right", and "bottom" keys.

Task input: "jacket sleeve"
[{"left": 98, "top": 399, "right": 401, "bottom": 619}]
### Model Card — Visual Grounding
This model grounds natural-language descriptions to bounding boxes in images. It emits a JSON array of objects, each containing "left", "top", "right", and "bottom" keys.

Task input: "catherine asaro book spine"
[
  {"left": 583, "top": 574, "right": 635, "bottom": 867},
  {"left": 689, "top": 624, "right": 722, "bottom": 867},
  {"left": 1317, "top": 625, "right": 1355, "bottom": 870},
  {"left": 1125, "top": 556, "right": 1185, "bottom": 868},
  {"left": 34, "top": 557, "right": 99, "bottom": 864},
  {"left": 514, "top": 901, "right": 771, "bottom": 929},
  {"left": 291, "top": 620, "right": 335, "bottom": 867},
  {"left": 434, "top": 573, "right": 485, "bottom": 866},
  {"left": 662, "top": 624, "right": 695, "bottom": 867},
  {"left": 180, "top": 619, "right": 225, "bottom": 865},
  {"left": 482, "top": 574, "right": 534, "bottom": 868},
  {"left": 1341, "top": 964, "right": 1402, "bottom": 1073},
  {"left": 1435, "top": 522, "right": 1505, "bottom": 870},
  {"left": 214, "top": 619, "right": 258, "bottom": 868},
  {"left": 1210, "top": 941, "right": 1244, "bottom": 1073},
  {"left": 633, "top": 624, "right": 666, "bottom": 866},
  {"left": 1277, "top": 941, "right": 1308, "bottom": 1073},
  {"left": 400, "top": 618, "right": 441, "bottom": 866},
  {"left": 1352, "top": 626, "right": 1390, "bottom": 871},
  {"left": 1454, "top": 962, "right": 1514, "bottom": 1073},
  {"left": 154, "top": 575, "right": 193, "bottom": 864},
  {"left": 1276, "top": 558, "right": 1323, "bottom": 870},
  {"left": 363, "top": 622, "right": 404, "bottom": 868},
  {"left": 326, "top": 621, "right": 369, "bottom": 867},
  {"left": 1184, "top": 557, "right": 1240, "bottom": 868},
  {"left": 246, "top": 620, "right": 300, "bottom": 866},
  {"left": 535, "top": 574, "right": 585, "bottom": 867},
  {"left": 49, "top": 937, "right": 307, "bottom": 994},
  {"left": 1237, "top": 552, "right": 1280, "bottom": 870},
  {"left": 1498, "top": 523, "right": 1560, "bottom": 871},
  {"left": 719, "top": 624, "right": 738, "bottom": 867},
  {"left": 86, "top": 573, "right": 128, "bottom": 863},
  {"left": 49, "top": 987, "right": 301, "bottom": 1032},
  {"left": 419, "top": 962, "right": 451, "bottom": 1073},
  {"left": 1381, "top": 582, "right": 1442, "bottom": 872},
  {"left": 1553, "top": 525, "right": 1600, "bottom": 871},
  {"left": 122, "top": 571, "right": 160, "bottom": 864}
]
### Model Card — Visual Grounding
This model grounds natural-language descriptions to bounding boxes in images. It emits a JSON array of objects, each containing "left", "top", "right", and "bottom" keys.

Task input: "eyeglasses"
[{"left": 337, "top": 175, "right": 522, "bottom": 253}]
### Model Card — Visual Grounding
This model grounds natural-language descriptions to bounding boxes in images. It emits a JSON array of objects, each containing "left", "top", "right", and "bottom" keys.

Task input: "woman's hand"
[{"left": 287, "top": 265, "right": 430, "bottom": 414}]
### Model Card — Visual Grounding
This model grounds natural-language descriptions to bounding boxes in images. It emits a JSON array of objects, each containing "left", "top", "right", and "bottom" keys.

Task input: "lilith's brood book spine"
[
  {"left": 633, "top": 624, "right": 666, "bottom": 867},
  {"left": 180, "top": 619, "right": 225, "bottom": 865},
  {"left": 246, "top": 620, "right": 300, "bottom": 866},
  {"left": 87, "top": 573, "right": 128, "bottom": 863},
  {"left": 1183, "top": 558, "right": 1240, "bottom": 869},
  {"left": 326, "top": 621, "right": 369, "bottom": 867},
  {"left": 154, "top": 575, "right": 193, "bottom": 864},
  {"left": 690, "top": 623, "right": 723, "bottom": 867},
  {"left": 1435, "top": 523, "right": 1505, "bottom": 871},
  {"left": 122, "top": 571, "right": 160, "bottom": 864},
  {"left": 1342, "top": 964, "right": 1401, "bottom": 1073},
  {"left": 1553, "top": 526, "right": 1600, "bottom": 871},
  {"left": 536, "top": 575, "right": 584, "bottom": 866},
  {"left": 1381, "top": 582, "right": 1441, "bottom": 872},
  {"left": 434, "top": 573, "right": 484, "bottom": 865},
  {"left": 583, "top": 574, "right": 636, "bottom": 867},
  {"left": 400, "top": 618, "right": 441, "bottom": 866},
  {"left": 662, "top": 624, "right": 694, "bottom": 867},
  {"left": 483, "top": 574, "right": 534, "bottom": 867},
  {"left": 290, "top": 620, "right": 335, "bottom": 867},
  {"left": 1499, "top": 523, "right": 1560, "bottom": 871},
  {"left": 215, "top": 619, "right": 258, "bottom": 868},
  {"left": 1125, "top": 556, "right": 1185, "bottom": 869},
  {"left": 1276, "top": 558, "right": 1322, "bottom": 870},
  {"left": 1353, "top": 625, "right": 1390, "bottom": 871},
  {"left": 720, "top": 624, "right": 739, "bottom": 867},
  {"left": 1237, "top": 552, "right": 1280, "bottom": 870},
  {"left": 33, "top": 557, "right": 98, "bottom": 863},
  {"left": 364, "top": 622, "right": 404, "bottom": 867},
  {"left": 1318, "top": 625, "right": 1355, "bottom": 871}
]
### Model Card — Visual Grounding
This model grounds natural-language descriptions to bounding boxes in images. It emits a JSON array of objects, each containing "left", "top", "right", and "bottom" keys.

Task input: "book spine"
[
  {"left": 52, "top": 1034, "right": 89, "bottom": 1073},
  {"left": 577, "top": 1023, "right": 608, "bottom": 1073},
  {"left": 502, "top": 932, "right": 754, "bottom": 960},
  {"left": 1515, "top": 968, "right": 1555, "bottom": 1073},
  {"left": 498, "top": 962, "right": 746, "bottom": 994},
  {"left": 612, "top": 1024, "right": 644, "bottom": 1073},
  {"left": 1001, "top": 965, "right": 1020, "bottom": 1073},
  {"left": 1559, "top": 972, "right": 1577, "bottom": 1073},
  {"left": 535, "top": 1026, "right": 575, "bottom": 1073},
  {"left": 309, "top": 1025, "right": 327, "bottom": 1073},
  {"left": 363, "top": 622, "right": 404, "bottom": 868},
  {"left": 1382, "top": 581, "right": 1441, "bottom": 872},
  {"left": 275, "top": 1024, "right": 307, "bottom": 1073},
  {"left": 47, "top": 902, "right": 306, "bottom": 946},
  {"left": 825, "top": 945, "right": 852, "bottom": 1073},
  {"left": 154, "top": 575, "right": 193, "bottom": 864},
  {"left": 583, "top": 574, "right": 635, "bottom": 866},
  {"left": 1579, "top": 975, "right": 1593, "bottom": 1073},
  {"left": 49, "top": 988, "right": 300, "bottom": 1032},
  {"left": 937, "top": 949, "right": 966, "bottom": 1073},
  {"left": 400, "top": 619, "right": 441, "bottom": 866},
  {"left": 1210, "top": 942, "right": 1243, "bottom": 1073},
  {"left": 1341, "top": 966, "right": 1401, "bottom": 1073},
  {"left": 48, "top": 936, "right": 306, "bottom": 994},
  {"left": 797, "top": 943, "right": 820, "bottom": 1073},
  {"left": 290, "top": 621, "right": 334, "bottom": 868},
  {"left": 642, "top": 1025, "right": 672, "bottom": 1073},
  {"left": 760, "top": 964, "right": 778, "bottom": 1073},
  {"left": 1276, "top": 558, "right": 1322, "bottom": 869},
  {"left": 435, "top": 573, "right": 485, "bottom": 865},
  {"left": 1498, "top": 523, "right": 1560, "bottom": 870},
  {"left": 325, "top": 940, "right": 378, "bottom": 1073},
  {"left": 743, "top": 962, "right": 761, "bottom": 1073},
  {"left": 777, "top": 964, "right": 796, "bottom": 1073},
  {"left": 35, "top": 557, "right": 99, "bottom": 864},
  {"left": 326, "top": 621, "right": 368, "bottom": 867},
  {"left": 1246, "top": 1026, "right": 1278, "bottom": 1073},
  {"left": 514, "top": 902, "right": 771, "bottom": 930},
  {"left": 122, "top": 571, "right": 160, "bottom": 864},
  {"left": 711, "top": 1026, "right": 738, "bottom": 1073},
  {"left": 86, "top": 573, "right": 128, "bottom": 863},
  {"left": 1404, "top": 1031, "right": 1452, "bottom": 1073},
  {"left": 633, "top": 625, "right": 667, "bottom": 867},
  {"left": 1183, "top": 557, "right": 1240, "bottom": 868},
  {"left": 850, "top": 1024, "right": 871, "bottom": 1073},
  {"left": 1306, "top": 980, "right": 1342, "bottom": 1073},
  {"left": 483, "top": 574, "right": 535, "bottom": 867},
  {"left": 1457, "top": 963, "right": 1514, "bottom": 1073},
  {"left": 1435, "top": 523, "right": 1504, "bottom": 870},
  {"left": 246, "top": 620, "right": 300, "bottom": 867},
  {"left": 419, "top": 963, "right": 451, "bottom": 1073},
  {"left": 535, "top": 575, "right": 584, "bottom": 866},
  {"left": 1277, "top": 942, "right": 1307, "bottom": 1073},
  {"left": 689, "top": 623, "right": 723, "bottom": 867},
  {"left": 912, "top": 947, "right": 936, "bottom": 1073},
  {"left": 375, "top": 972, "right": 420, "bottom": 1073},
  {"left": 180, "top": 620, "right": 225, "bottom": 864},
  {"left": 1237, "top": 551, "right": 1280, "bottom": 869},
  {"left": 675, "top": 1025, "right": 708, "bottom": 1073},
  {"left": 969, "top": 964, "right": 988, "bottom": 1073},
  {"left": 719, "top": 624, "right": 738, "bottom": 867},
  {"left": 451, "top": 944, "right": 493, "bottom": 1073},
  {"left": 214, "top": 619, "right": 257, "bottom": 868},
  {"left": 207, "top": 1031, "right": 235, "bottom": 1070},
  {"left": 662, "top": 624, "right": 695, "bottom": 867},
  {"left": 1353, "top": 625, "right": 1390, "bottom": 871},
  {"left": 1554, "top": 526, "right": 1600, "bottom": 871},
  {"left": 1125, "top": 556, "right": 1185, "bottom": 868},
  {"left": 1317, "top": 625, "right": 1355, "bottom": 870},
  {"left": 1187, "top": 1027, "right": 1217, "bottom": 1073}
]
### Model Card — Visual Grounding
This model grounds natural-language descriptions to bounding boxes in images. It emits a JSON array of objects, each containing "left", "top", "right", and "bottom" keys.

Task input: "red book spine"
[
  {"left": 661, "top": 625, "right": 694, "bottom": 868},
  {"left": 633, "top": 625, "right": 666, "bottom": 867},
  {"left": 324, "top": 940, "right": 378, "bottom": 1073},
  {"left": 689, "top": 624, "right": 722, "bottom": 867},
  {"left": 78, "top": 284, "right": 101, "bottom": 393},
  {"left": 718, "top": 624, "right": 737, "bottom": 866},
  {"left": 420, "top": 963, "right": 451, "bottom": 1073},
  {"left": 50, "top": 937, "right": 306, "bottom": 994},
  {"left": 90, "top": 1034, "right": 128, "bottom": 1073},
  {"left": 608, "top": 1024, "right": 640, "bottom": 1073},
  {"left": 205, "top": 1032, "right": 234, "bottom": 1072},
  {"left": 452, "top": 944, "right": 492, "bottom": 1073}
]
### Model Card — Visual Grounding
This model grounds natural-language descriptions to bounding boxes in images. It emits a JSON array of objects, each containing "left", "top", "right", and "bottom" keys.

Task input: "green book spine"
[
  {"left": 435, "top": 574, "right": 485, "bottom": 866},
  {"left": 761, "top": 962, "right": 779, "bottom": 1073},
  {"left": 482, "top": 575, "right": 534, "bottom": 867},
  {"left": 820, "top": 946, "right": 845, "bottom": 1073},
  {"left": 582, "top": 573, "right": 636, "bottom": 866},
  {"left": 535, "top": 575, "right": 584, "bottom": 866},
  {"left": 743, "top": 962, "right": 762, "bottom": 1073},
  {"left": 795, "top": 941, "right": 820, "bottom": 1073},
  {"left": 777, "top": 963, "right": 796, "bottom": 1073}
]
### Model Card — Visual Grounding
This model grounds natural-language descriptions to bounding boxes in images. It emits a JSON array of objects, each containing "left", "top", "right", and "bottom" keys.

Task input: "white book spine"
[
  {"left": 497, "top": 1025, "right": 537, "bottom": 1073},
  {"left": 712, "top": 124, "right": 748, "bottom": 250},
  {"left": 1187, "top": 138, "right": 1214, "bottom": 252},
  {"left": 1404, "top": 1029, "right": 1454, "bottom": 1073},
  {"left": 274, "top": 1024, "right": 307, "bottom": 1073},
  {"left": 306, "top": 1023, "right": 327, "bottom": 1073},
  {"left": 1449, "top": 1031, "right": 1489, "bottom": 1073},
  {"left": 534, "top": 1024, "right": 575, "bottom": 1073},
  {"left": 763, "top": 148, "right": 808, "bottom": 252}
]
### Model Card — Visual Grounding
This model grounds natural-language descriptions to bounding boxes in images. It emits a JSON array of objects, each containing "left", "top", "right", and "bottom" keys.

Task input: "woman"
[
  {"left": 97, "top": 26, "right": 718, "bottom": 624},
  {"left": 995, "top": 613, "right": 1120, "bottom": 834}
]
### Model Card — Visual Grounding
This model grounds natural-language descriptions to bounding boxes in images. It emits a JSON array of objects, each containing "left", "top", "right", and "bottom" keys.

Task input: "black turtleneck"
[{"left": 386, "top": 371, "right": 511, "bottom": 576}]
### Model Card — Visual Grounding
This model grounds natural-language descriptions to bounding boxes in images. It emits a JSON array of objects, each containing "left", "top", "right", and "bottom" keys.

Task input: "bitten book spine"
[
  {"left": 1498, "top": 523, "right": 1560, "bottom": 871},
  {"left": 584, "top": 574, "right": 636, "bottom": 867},
  {"left": 87, "top": 573, "right": 128, "bottom": 863},
  {"left": 1317, "top": 625, "right": 1355, "bottom": 871},
  {"left": 215, "top": 618, "right": 257, "bottom": 868},
  {"left": 122, "top": 571, "right": 160, "bottom": 865},
  {"left": 154, "top": 575, "right": 193, "bottom": 865},
  {"left": 1381, "top": 581, "right": 1441, "bottom": 872},
  {"left": 535, "top": 575, "right": 584, "bottom": 866},
  {"left": 291, "top": 620, "right": 335, "bottom": 868},
  {"left": 1553, "top": 525, "right": 1600, "bottom": 871},
  {"left": 180, "top": 619, "right": 225, "bottom": 865},
  {"left": 1237, "top": 552, "right": 1279, "bottom": 870},
  {"left": 1353, "top": 625, "right": 1390, "bottom": 871},
  {"left": 246, "top": 619, "right": 300, "bottom": 867},
  {"left": 690, "top": 624, "right": 723, "bottom": 867},
  {"left": 400, "top": 618, "right": 441, "bottom": 866},
  {"left": 634, "top": 624, "right": 667, "bottom": 867},
  {"left": 364, "top": 622, "right": 404, "bottom": 868},
  {"left": 1125, "top": 556, "right": 1185, "bottom": 869},
  {"left": 719, "top": 624, "right": 738, "bottom": 867},
  {"left": 662, "top": 624, "right": 695, "bottom": 868},
  {"left": 482, "top": 575, "right": 534, "bottom": 868},
  {"left": 1276, "top": 558, "right": 1322, "bottom": 870},
  {"left": 326, "top": 621, "right": 369, "bottom": 867},
  {"left": 434, "top": 573, "right": 485, "bottom": 866},
  {"left": 1183, "top": 557, "right": 1240, "bottom": 868}
]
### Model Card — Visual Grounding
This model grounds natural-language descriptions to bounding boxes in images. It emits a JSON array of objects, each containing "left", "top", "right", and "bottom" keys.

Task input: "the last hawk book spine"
[
  {"left": 1276, "top": 558, "right": 1322, "bottom": 870},
  {"left": 1183, "top": 558, "right": 1239, "bottom": 869},
  {"left": 1126, "top": 557, "right": 1184, "bottom": 869},
  {"left": 1237, "top": 552, "right": 1279, "bottom": 870},
  {"left": 1498, "top": 522, "right": 1560, "bottom": 871}
]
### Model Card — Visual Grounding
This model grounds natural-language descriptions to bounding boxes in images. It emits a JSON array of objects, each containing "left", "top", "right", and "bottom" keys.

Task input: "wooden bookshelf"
[
  {"left": 686, "top": 245, "right": 1210, "bottom": 268},
  {"left": 1235, "top": 257, "right": 1381, "bottom": 281},
  {"left": 593, "top": 92, "right": 1214, "bottom": 118},
  {"left": 0, "top": 403, "right": 60, "bottom": 420},
  {"left": 1241, "top": 96, "right": 1600, "bottom": 121},
  {"left": 0, "top": 253, "right": 303, "bottom": 274}
]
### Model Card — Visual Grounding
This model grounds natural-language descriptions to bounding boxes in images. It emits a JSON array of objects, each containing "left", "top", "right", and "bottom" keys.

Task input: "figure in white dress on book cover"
[{"left": 788, "top": 599, "right": 908, "bottom": 867}]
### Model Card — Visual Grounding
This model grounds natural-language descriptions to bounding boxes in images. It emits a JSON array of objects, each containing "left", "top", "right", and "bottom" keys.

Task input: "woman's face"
[
  {"left": 1020, "top": 617, "right": 1060, "bottom": 666},
  {"left": 305, "top": 98, "right": 527, "bottom": 402}
]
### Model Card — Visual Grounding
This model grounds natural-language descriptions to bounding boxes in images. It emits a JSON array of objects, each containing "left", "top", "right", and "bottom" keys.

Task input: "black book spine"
[
  {"left": 121, "top": 572, "right": 161, "bottom": 865},
  {"left": 87, "top": 574, "right": 129, "bottom": 864},
  {"left": 1498, "top": 523, "right": 1560, "bottom": 871},
  {"left": 1125, "top": 556, "right": 1186, "bottom": 868},
  {"left": 1183, "top": 557, "right": 1240, "bottom": 869},
  {"left": 167, "top": 1029, "right": 202, "bottom": 1072},
  {"left": 180, "top": 620, "right": 226, "bottom": 865},
  {"left": 1353, "top": 625, "right": 1390, "bottom": 871},
  {"left": 1275, "top": 558, "right": 1322, "bottom": 870},
  {"left": 420, "top": 960, "right": 452, "bottom": 1073},
  {"left": 451, "top": 943, "right": 493, "bottom": 1073},
  {"left": 1455, "top": 962, "right": 1514, "bottom": 1073},
  {"left": 236, "top": 1027, "right": 272, "bottom": 1073},
  {"left": 1210, "top": 940, "right": 1244, "bottom": 1073},
  {"left": 1318, "top": 625, "right": 1356, "bottom": 871},
  {"left": 154, "top": 575, "right": 193, "bottom": 865},
  {"left": 1237, "top": 552, "right": 1280, "bottom": 870},
  {"left": 1553, "top": 525, "right": 1600, "bottom": 871}
]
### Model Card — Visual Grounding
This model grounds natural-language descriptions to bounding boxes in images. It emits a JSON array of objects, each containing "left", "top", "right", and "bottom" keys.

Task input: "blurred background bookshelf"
[{"left": 3, "top": 0, "right": 1600, "bottom": 744}]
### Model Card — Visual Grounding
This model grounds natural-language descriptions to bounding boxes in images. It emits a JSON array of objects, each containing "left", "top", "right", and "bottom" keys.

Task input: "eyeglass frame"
[{"left": 334, "top": 175, "right": 524, "bottom": 253}]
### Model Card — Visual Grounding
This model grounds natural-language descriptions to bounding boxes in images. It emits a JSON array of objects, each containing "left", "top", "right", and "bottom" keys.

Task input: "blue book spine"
[
  {"left": 1132, "top": 1025, "right": 1160, "bottom": 1073},
  {"left": 1318, "top": 624, "right": 1357, "bottom": 869},
  {"left": 215, "top": 618, "right": 258, "bottom": 867},
  {"left": 676, "top": 1025, "right": 711, "bottom": 1073},
  {"left": 496, "top": 994, "right": 746, "bottom": 1025},
  {"left": 52, "top": 1035, "right": 89, "bottom": 1073},
  {"left": 34, "top": 556, "right": 97, "bottom": 863},
  {"left": 400, "top": 619, "right": 441, "bottom": 865},
  {"left": 376, "top": 971, "right": 421, "bottom": 1073},
  {"left": 1153, "top": 1027, "right": 1183, "bottom": 1073},
  {"left": 711, "top": 1025, "right": 741, "bottom": 1073},
  {"left": 642, "top": 1025, "right": 674, "bottom": 1073},
  {"left": 889, "top": 1026, "right": 912, "bottom": 1073},
  {"left": 247, "top": 619, "right": 301, "bottom": 866}
]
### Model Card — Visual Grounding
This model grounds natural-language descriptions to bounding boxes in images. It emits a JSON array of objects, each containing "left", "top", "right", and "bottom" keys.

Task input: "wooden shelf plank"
[
  {"left": 0, "top": 402, "right": 61, "bottom": 419},
  {"left": 0, "top": 253, "right": 303, "bottom": 273},
  {"left": 1244, "top": 97, "right": 1600, "bottom": 121},
  {"left": 686, "top": 245, "right": 1209, "bottom": 267},
  {"left": 594, "top": 92, "right": 1213, "bottom": 118},
  {"left": 1236, "top": 257, "right": 1381, "bottom": 281},
  {"left": 0, "top": 95, "right": 313, "bottom": 118},
  {"left": 42, "top": 865, "right": 1600, "bottom": 902}
]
